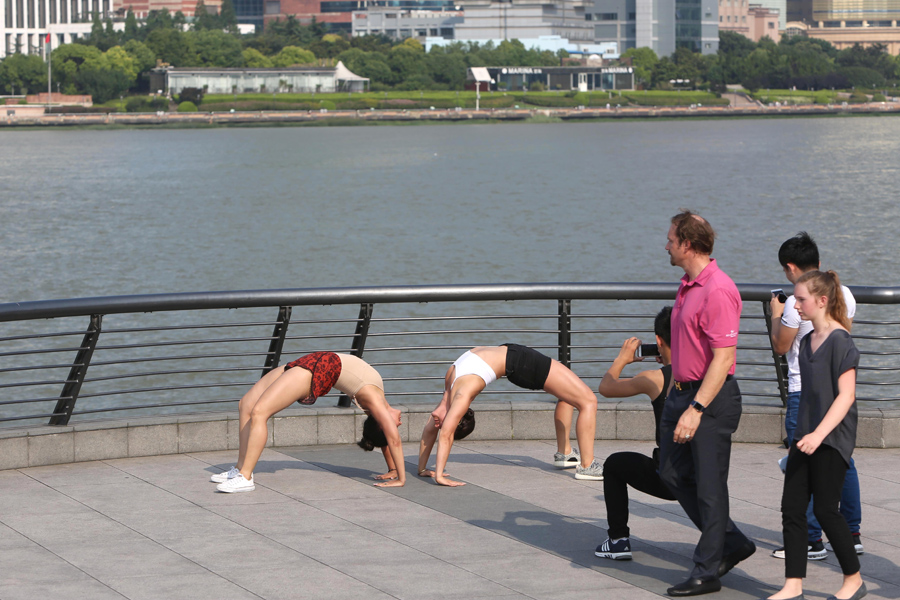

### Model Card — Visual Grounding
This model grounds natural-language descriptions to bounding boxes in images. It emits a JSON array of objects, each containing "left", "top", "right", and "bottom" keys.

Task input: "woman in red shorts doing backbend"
[{"left": 210, "top": 352, "right": 405, "bottom": 493}]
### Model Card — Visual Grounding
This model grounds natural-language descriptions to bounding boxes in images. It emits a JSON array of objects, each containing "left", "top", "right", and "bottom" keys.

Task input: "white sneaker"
[
  {"left": 216, "top": 473, "right": 255, "bottom": 493},
  {"left": 210, "top": 466, "right": 239, "bottom": 483},
  {"left": 825, "top": 539, "right": 865, "bottom": 555}
]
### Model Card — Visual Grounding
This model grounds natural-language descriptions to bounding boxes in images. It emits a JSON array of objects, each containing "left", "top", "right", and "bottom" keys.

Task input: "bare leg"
[
  {"left": 554, "top": 400, "right": 575, "bottom": 454},
  {"left": 543, "top": 361, "right": 597, "bottom": 467},
  {"left": 767, "top": 578, "right": 803, "bottom": 599},
  {"left": 833, "top": 572, "right": 864, "bottom": 599},
  {"left": 239, "top": 367, "right": 312, "bottom": 480},
  {"left": 236, "top": 366, "right": 285, "bottom": 470}
]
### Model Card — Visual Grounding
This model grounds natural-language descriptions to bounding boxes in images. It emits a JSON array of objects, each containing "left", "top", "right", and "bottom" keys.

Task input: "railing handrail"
[{"left": 4, "top": 283, "right": 900, "bottom": 323}]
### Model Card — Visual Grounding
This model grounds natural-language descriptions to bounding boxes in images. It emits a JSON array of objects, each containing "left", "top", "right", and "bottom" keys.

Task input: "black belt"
[{"left": 674, "top": 374, "right": 733, "bottom": 392}]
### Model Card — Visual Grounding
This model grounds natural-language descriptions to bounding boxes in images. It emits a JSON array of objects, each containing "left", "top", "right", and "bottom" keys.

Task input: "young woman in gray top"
[{"left": 768, "top": 271, "right": 865, "bottom": 600}]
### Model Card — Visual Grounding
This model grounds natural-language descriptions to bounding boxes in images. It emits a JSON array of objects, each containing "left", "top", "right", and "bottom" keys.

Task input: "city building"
[
  {"left": 719, "top": 0, "right": 780, "bottom": 41},
  {"left": 150, "top": 61, "right": 370, "bottom": 94},
  {"left": 468, "top": 64, "right": 634, "bottom": 89},
  {"left": 781, "top": 0, "right": 900, "bottom": 53},
  {"left": 454, "top": 0, "right": 594, "bottom": 42},
  {"left": 351, "top": 7, "right": 463, "bottom": 39},
  {"left": 786, "top": 20, "right": 900, "bottom": 53},
  {"left": 1, "top": 0, "right": 117, "bottom": 58},
  {"left": 586, "top": 0, "right": 719, "bottom": 57}
]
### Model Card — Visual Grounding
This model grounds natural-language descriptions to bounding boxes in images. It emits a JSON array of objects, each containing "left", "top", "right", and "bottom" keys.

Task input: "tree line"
[{"left": 2, "top": 13, "right": 898, "bottom": 103}]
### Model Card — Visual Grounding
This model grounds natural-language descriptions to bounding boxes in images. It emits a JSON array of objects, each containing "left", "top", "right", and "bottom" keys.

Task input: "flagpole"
[{"left": 46, "top": 33, "right": 51, "bottom": 114}]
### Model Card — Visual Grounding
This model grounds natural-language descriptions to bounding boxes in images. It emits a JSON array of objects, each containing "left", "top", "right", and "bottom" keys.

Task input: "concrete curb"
[{"left": 1, "top": 402, "right": 898, "bottom": 470}]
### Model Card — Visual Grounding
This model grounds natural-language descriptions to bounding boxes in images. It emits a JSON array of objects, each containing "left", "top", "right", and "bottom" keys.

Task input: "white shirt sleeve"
[
  {"left": 781, "top": 295, "right": 802, "bottom": 329},
  {"left": 842, "top": 286, "right": 857, "bottom": 320}
]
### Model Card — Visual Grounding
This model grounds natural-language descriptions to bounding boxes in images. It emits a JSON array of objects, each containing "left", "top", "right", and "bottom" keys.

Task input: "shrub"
[
  {"left": 848, "top": 92, "right": 869, "bottom": 104},
  {"left": 177, "top": 101, "right": 198, "bottom": 112},
  {"left": 178, "top": 87, "right": 204, "bottom": 106},
  {"left": 528, "top": 81, "right": 546, "bottom": 92},
  {"left": 149, "top": 97, "right": 169, "bottom": 111},
  {"left": 318, "top": 100, "right": 336, "bottom": 110},
  {"left": 872, "top": 92, "right": 886, "bottom": 102},
  {"left": 125, "top": 96, "right": 149, "bottom": 112}
]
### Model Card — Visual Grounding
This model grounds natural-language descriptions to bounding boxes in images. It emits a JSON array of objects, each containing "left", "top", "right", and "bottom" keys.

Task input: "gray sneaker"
[
  {"left": 553, "top": 448, "right": 580, "bottom": 469},
  {"left": 575, "top": 459, "right": 604, "bottom": 481}
]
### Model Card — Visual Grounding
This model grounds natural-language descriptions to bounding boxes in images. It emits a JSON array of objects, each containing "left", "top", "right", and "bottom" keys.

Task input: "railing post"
[
  {"left": 338, "top": 303, "right": 374, "bottom": 408},
  {"left": 50, "top": 314, "right": 102, "bottom": 426},
  {"left": 262, "top": 306, "right": 292, "bottom": 377},
  {"left": 762, "top": 301, "right": 789, "bottom": 407},
  {"left": 558, "top": 299, "right": 571, "bottom": 368}
]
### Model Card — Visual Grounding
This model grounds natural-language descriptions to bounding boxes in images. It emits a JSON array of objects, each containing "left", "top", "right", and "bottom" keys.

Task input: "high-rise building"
[
  {"left": 2, "top": 0, "right": 111, "bottom": 59},
  {"left": 455, "top": 0, "right": 594, "bottom": 42},
  {"left": 719, "top": 0, "right": 780, "bottom": 41},
  {"left": 587, "top": 0, "right": 718, "bottom": 56}
]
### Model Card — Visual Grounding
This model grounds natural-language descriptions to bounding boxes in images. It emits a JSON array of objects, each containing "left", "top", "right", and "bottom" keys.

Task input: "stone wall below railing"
[{"left": 2, "top": 401, "right": 899, "bottom": 470}]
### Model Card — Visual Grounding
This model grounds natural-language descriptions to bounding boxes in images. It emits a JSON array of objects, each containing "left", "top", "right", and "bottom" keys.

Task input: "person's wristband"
[{"left": 690, "top": 400, "right": 706, "bottom": 414}]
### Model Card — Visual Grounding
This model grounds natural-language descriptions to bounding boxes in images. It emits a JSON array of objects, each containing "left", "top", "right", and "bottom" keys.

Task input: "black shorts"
[{"left": 502, "top": 343, "right": 552, "bottom": 390}]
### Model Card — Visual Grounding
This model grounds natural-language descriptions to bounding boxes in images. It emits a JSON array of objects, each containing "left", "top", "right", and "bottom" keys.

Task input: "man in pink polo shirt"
[{"left": 660, "top": 211, "right": 756, "bottom": 597}]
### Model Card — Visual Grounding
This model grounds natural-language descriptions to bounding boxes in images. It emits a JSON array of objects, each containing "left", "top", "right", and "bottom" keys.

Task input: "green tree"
[
  {"left": 272, "top": 45, "right": 316, "bottom": 66},
  {"left": 243, "top": 47, "right": 274, "bottom": 67},
  {"left": 51, "top": 44, "right": 103, "bottom": 94},
  {"left": 124, "top": 39, "right": 157, "bottom": 91},
  {"left": 144, "top": 9, "right": 174, "bottom": 34},
  {"left": 219, "top": 0, "right": 239, "bottom": 32},
  {"left": 308, "top": 34, "right": 350, "bottom": 58},
  {"left": 147, "top": 28, "right": 198, "bottom": 66},
  {"left": 124, "top": 8, "right": 139, "bottom": 41},
  {"left": 621, "top": 46, "right": 658, "bottom": 86},
  {"left": 388, "top": 43, "right": 430, "bottom": 87},
  {"left": 190, "top": 29, "right": 244, "bottom": 66},
  {"left": 336, "top": 48, "right": 391, "bottom": 84},
  {"left": 193, "top": 0, "right": 218, "bottom": 30},
  {"left": 0, "top": 53, "right": 47, "bottom": 94}
]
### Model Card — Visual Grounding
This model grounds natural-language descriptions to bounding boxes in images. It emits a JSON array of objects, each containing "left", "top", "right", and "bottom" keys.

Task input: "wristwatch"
[{"left": 690, "top": 400, "right": 706, "bottom": 414}]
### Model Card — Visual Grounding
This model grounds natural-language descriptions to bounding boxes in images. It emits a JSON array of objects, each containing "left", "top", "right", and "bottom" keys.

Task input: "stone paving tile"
[
  {"left": 2, "top": 440, "right": 899, "bottom": 600},
  {"left": 103, "top": 573, "right": 264, "bottom": 600}
]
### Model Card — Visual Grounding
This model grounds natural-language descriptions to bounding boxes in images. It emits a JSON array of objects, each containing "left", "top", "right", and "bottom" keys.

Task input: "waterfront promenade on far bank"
[
  {"left": 2, "top": 438, "right": 898, "bottom": 600},
  {"left": 3, "top": 101, "right": 900, "bottom": 128}
]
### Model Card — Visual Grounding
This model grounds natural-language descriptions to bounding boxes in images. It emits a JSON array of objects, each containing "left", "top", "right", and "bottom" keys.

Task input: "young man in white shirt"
[{"left": 769, "top": 232, "right": 863, "bottom": 560}]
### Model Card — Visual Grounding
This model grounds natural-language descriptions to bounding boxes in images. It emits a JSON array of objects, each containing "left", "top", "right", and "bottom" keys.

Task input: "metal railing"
[{"left": 2, "top": 282, "right": 899, "bottom": 428}]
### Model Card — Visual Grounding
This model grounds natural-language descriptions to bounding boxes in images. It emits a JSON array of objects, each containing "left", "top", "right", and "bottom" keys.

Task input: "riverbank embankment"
[{"left": 4, "top": 102, "right": 900, "bottom": 128}]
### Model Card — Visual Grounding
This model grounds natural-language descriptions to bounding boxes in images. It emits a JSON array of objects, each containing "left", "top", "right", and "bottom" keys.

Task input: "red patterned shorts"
[{"left": 284, "top": 352, "right": 343, "bottom": 405}]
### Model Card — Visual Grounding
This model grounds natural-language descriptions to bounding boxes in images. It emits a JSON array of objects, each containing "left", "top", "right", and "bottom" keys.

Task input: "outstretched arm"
[
  {"left": 598, "top": 337, "right": 662, "bottom": 400},
  {"left": 369, "top": 404, "right": 406, "bottom": 488},
  {"left": 374, "top": 446, "right": 398, "bottom": 480},
  {"left": 418, "top": 416, "right": 441, "bottom": 476}
]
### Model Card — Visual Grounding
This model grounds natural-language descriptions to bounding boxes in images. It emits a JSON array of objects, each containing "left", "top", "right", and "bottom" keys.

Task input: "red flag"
[{"left": 46, "top": 33, "right": 51, "bottom": 44}]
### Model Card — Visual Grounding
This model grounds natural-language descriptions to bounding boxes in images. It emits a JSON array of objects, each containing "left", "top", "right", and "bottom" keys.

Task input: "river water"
[
  {"left": 1, "top": 117, "right": 899, "bottom": 420},
  {"left": 2, "top": 117, "right": 899, "bottom": 303}
]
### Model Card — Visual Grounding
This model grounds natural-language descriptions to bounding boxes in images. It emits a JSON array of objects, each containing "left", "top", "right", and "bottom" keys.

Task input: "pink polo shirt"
[{"left": 671, "top": 259, "right": 741, "bottom": 382}]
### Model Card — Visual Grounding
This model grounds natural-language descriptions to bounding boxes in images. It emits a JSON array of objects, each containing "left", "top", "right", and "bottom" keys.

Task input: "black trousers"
[
  {"left": 604, "top": 451, "right": 677, "bottom": 539},
  {"left": 659, "top": 379, "right": 751, "bottom": 581},
  {"left": 782, "top": 443, "right": 860, "bottom": 578}
]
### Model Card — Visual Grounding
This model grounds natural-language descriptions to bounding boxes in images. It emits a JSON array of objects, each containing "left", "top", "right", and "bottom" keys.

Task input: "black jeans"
[
  {"left": 604, "top": 451, "right": 676, "bottom": 539},
  {"left": 659, "top": 379, "right": 751, "bottom": 581},
  {"left": 782, "top": 443, "right": 860, "bottom": 578}
]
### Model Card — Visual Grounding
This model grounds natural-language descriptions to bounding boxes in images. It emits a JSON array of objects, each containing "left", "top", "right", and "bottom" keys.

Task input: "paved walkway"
[{"left": 1, "top": 439, "right": 898, "bottom": 600}]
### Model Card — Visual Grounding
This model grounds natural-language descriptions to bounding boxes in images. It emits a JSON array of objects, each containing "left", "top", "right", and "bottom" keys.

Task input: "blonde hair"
[{"left": 796, "top": 270, "right": 851, "bottom": 331}]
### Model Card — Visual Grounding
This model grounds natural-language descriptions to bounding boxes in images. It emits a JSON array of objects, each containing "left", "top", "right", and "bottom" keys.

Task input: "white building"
[
  {"left": 1, "top": 0, "right": 121, "bottom": 59},
  {"left": 455, "top": 0, "right": 595, "bottom": 42},
  {"left": 151, "top": 62, "right": 370, "bottom": 95},
  {"left": 352, "top": 8, "right": 464, "bottom": 40}
]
